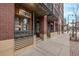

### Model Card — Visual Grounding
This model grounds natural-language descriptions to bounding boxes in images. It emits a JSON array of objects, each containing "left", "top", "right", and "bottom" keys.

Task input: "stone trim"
[
  {"left": 0, "top": 39, "right": 14, "bottom": 56},
  {"left": 40, "top": 33, "right": 47, "bottom": 41}
]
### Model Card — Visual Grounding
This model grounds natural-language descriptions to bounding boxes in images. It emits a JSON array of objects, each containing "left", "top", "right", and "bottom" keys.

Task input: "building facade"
[
  {"left": 0, "top": 3, "right": 64, "bottom": 55},
  {"left": 48, "top": 3, "right": 64, "bottom": 37}
]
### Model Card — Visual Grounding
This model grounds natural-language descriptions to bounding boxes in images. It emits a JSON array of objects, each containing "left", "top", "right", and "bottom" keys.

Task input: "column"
[
  {"left": 58, "top": 18, "right": 61, "bottom": 34},
  {"left": 59, "top": 19, "right": 62, "bottom": 34},
  {"left": 32, "top": 12, "right": 36, "bottom": 47},
  {"left": 0, "top": 4, "right": 15, "bottom": 55},
  {"left": 54, "top": 21, "right": 56, "bottom": 32},
  {"left": 56, "top": 20, "right": 59, "bottom": 34},
  {"left": 58, "top": 22, "right": 60, "bottom": 34},
  {"left": 40, "top": 15, "right": 48, "bottom": 41},
  {"left": 62, "top": 20, "right": 64, "bottom": 33},
  {"left": 54, "top": 21, "right": 58, "bottom": 35}
]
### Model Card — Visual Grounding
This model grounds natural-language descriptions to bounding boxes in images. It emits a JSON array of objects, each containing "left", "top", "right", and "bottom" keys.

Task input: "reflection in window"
[
  {"left": 23, "top": 18, "right": 28, "bottom": 31},
  {"left": 23, "top": 18, "right": 27, "bottom": 24},
  {"left": 15, "top": 17, "right": 32, "bottom": 38},
  {"left": 15, "top": 17, "right": 20, "bottom": 31},
  {"left": 15, "top": 17, "right": 29, "bottom": 31}
]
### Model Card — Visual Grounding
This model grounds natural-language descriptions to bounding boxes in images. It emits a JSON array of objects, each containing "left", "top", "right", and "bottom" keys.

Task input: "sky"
[{"left": 64, "top": 3, "right": 79, "bottom": 24}]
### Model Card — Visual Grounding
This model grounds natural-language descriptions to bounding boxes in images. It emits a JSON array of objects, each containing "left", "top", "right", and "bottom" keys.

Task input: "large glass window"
[
  {"left": 15, "top": 17, "right": 20, "bottom": 31},
  {"left": 15, "top": 16, "right": 32, "bottom": 38},
  {"left": 50, "top": 23, "right": 54, "bottom": 32},
  {"left": 15, "top": 8, "right": 32, "bottom": 38},
  {"left": 22, "top": 18, "right": 28, "bottom": 31}
]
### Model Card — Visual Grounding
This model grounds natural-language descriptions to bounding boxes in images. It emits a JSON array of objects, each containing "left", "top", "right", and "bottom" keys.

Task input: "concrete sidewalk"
[{"left": 15, "top": 33, "right": 70, "bottom": 56}]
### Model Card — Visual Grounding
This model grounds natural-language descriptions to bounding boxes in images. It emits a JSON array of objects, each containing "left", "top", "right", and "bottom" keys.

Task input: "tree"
[{"left": 70, "top": 4, "right": 79, "bottom": 41}]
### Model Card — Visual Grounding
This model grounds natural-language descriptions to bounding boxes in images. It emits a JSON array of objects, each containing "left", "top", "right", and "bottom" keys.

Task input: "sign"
[{"left": 19, "top": 9, "right": 31, "bottom": 17}]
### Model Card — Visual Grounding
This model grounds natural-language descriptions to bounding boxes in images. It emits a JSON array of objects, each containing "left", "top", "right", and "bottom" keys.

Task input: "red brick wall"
[
  {"left": 39, "top": 15, "right": 47, "bottom": 34},
  {"left": 0, "top": 3, "right": 15, "bottom": 40}
]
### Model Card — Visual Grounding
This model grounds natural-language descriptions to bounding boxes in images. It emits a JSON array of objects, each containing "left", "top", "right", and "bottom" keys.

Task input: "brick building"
[{"left": 0, "top": 3, "right": 64, "bottom": 55}]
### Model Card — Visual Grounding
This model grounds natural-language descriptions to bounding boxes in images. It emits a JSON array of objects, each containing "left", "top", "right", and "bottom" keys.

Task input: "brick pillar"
[
  {"left": 58, "top": 22, "right": 60, "bottom": 34},
  {"left": 62, "top": 20, "right": 64, "bottom": 33},
  {"left": 56, "top": 20, "right": 59, "bottom": 34},
  {"left": 58, "top": 18, "right": 61, "bottom": 34},
  {"left": 0, "top": 4, "right": 15, "bottom": 56},
  {"left": 54, "top": 21, "right": 58, "bottom": 35},
  {"left": 39, "top": 15, "right": 47, "bottom": 41},
  {"left": 54, "top": 21, "right": 56, "bottom": 32},
  {"left": 58, "top": 18, "right": 59, "bottom": 34}
]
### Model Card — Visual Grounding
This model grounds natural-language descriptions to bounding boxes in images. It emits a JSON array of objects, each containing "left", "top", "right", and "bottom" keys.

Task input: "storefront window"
[
  {"left": 15, "top": 17, "right": 20, "bottom": 31},
  {"left": 50, "top": 23, "right": 54, "bottom": 32},
  {"left": 15, "top": 8, "right": 32, "bottom": 38},
  {"left": 23, "top": 18, "right": 28, "bottom": 31}
]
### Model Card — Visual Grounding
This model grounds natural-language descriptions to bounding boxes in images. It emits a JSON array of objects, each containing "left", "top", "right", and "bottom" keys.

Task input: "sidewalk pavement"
[
  {"left": 70, "top": 40, "right": 79, "bottom": 56},
  {"left": 15, "top": 33, "right": 70, "bottom": 56}
]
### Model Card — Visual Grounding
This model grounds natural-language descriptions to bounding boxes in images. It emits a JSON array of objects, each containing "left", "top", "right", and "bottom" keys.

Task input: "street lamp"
[
  {"left": 75, "top": 14, "right": 77, "bottom": 41},
  {"left": 69, "top": 14, "right": 78, "bottom": 41},
  {"left": 67, "top": 14, "right": 71, "bottom": 33}
]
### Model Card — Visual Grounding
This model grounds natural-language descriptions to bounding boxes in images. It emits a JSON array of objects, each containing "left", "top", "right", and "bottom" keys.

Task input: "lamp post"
[
  {"left": 67, "top": 15, "right": 71, "bottom": 33},
  {"left": 71, "top": 15, "right": 78, "bottom": 41},
  {"left": 70, "top": 14, "right": 77, "bottom": 41},
  {"left": 67, "top": 16, "right": 69, "bottom": 33},
  {"left": 75, "top": 14, "right": 77, "bottom": 41},
  {"left": 67, "top": 14, "right": 74, "bottom": 33}
]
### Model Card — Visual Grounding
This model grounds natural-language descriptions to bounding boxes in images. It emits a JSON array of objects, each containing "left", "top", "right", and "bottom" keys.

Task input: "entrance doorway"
[
  {"left": 35, "top": 19, "right": 40, "bottom": 37},
  {"left": 35, "top": 18, "right": 41, "bottom": 42}
]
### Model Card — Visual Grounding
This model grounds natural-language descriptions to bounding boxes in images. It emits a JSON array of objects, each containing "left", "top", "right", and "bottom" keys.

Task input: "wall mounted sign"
[{"left": 19, "top": 9, "right": 31, "bottom": 17}]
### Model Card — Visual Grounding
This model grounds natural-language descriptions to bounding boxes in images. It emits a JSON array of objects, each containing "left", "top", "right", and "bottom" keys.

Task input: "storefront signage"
[{"left": 19, "top": 9, "right": 31, "bottom": 17}]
